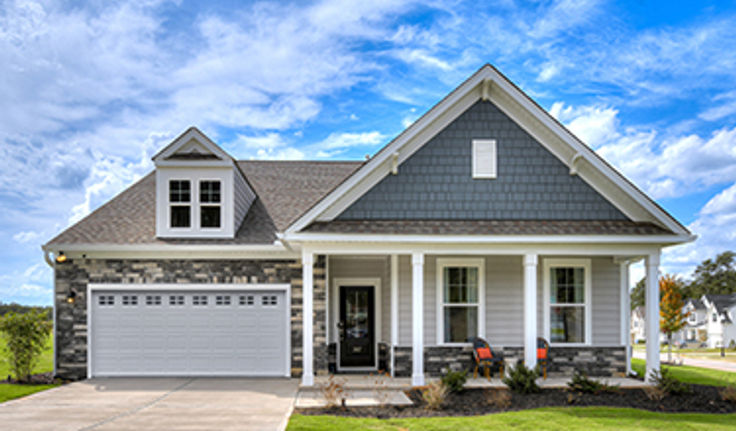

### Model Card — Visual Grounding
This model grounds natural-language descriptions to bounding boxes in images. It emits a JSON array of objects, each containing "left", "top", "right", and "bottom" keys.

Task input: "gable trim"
[
  {"left": 285, "top": 65, "right": 690, "bottom": 238},
  {"left": 153, "top": 127, "right": 234, "bottom": 168}
]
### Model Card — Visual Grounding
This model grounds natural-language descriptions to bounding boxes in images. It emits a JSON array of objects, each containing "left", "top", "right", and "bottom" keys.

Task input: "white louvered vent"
[{"left": 472, "top": 139, "right": 497, "bottom": 179}]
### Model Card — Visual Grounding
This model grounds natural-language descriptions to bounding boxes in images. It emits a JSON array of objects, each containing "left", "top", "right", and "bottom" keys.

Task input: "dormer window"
[
  {"left": 200, "top": 180, "right": 221, "bottom": 228},
  {"left": 169, "top": 180, "right": 191, "bottom": 228}
]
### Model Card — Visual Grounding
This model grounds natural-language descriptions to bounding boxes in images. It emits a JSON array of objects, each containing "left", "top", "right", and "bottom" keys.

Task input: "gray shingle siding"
[{"left": 337, "top": 100, "right": 628, "bottom": 221}]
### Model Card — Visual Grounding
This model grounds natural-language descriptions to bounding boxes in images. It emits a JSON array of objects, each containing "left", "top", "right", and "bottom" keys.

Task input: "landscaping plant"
[
  {"left": 502, "top": 361, "right": 540, "bottom": 394},
  {"left": 567, "top": 370, "right": 620, "bottom": 394},
  {"left": 440, "top": 369, "right": 467, "bottom": 393},
  {"left": 486, "top": 389, "right": 512, "bottom": 409},
  {"left": 721, "top": 384, "right": 736, "bottom": 403},
  {"left": 421, "top": 381, "right": 448, "bottom": 410},
  {"left": 649, "top": 368, "right": 692, "bottom": 395},
  {"left": 0, "top": 310, "right": 52, "bottom": 382},
  {"left": 319, "top": 375, "right": 348, "bottom": 408}
]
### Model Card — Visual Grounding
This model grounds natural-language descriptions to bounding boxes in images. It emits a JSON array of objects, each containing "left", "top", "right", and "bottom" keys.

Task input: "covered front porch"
[{"left": 297, "top": 242, "right": 664, "bottom": 387}]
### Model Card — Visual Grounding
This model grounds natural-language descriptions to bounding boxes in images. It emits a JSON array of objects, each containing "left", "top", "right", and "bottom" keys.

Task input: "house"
[
  {"left": 43, "top": 64, "right": 693, "bottom": 385},
  {"left": 631, "top": 306, "right": 646, "bottom": 344},
  {"left": 679, "top": 298, "right": 707, "bottom": 344},
  {"left": 702, "top": 294, "right": 736, "bottom": 348}
]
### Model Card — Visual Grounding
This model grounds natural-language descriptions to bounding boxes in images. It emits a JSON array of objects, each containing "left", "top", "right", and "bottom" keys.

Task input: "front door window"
[{"left": 339, "top": 285, "right": 374, "bottom": 367}]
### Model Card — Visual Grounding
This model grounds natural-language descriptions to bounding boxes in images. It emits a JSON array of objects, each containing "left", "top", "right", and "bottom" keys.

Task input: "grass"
[
  {"left": 631, "top": 358, "right": 736, "bottom": 387},
  {"left": 287, "top": 408, "right": 736, "bottom": 431},
  {"left": 0, "top": 332, "right": 58, "bottom": 403}
]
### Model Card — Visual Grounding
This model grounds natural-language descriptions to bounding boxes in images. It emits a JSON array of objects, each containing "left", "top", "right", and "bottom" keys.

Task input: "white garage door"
[{"left": 90, "top": 288, "right": 289, "bottom": 377}]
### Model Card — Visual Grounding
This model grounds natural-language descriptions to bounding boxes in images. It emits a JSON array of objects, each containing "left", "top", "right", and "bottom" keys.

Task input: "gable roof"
[
  {"left": 45, "top": 161, "right": 362, "bottom": 247},
  {"left": 703, "top": 294, "right": 736, "bottom": 315},
  {"left": 285, "top": 64, "right": 692, "bottom": 240},
  {"left": 152, "top": 127, "right": 234, "bottom": 167}
]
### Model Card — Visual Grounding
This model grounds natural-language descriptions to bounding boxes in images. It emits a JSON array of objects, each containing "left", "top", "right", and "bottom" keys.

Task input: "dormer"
[{"left": 153, "top": 127, "right": 255, "bottom": 239}]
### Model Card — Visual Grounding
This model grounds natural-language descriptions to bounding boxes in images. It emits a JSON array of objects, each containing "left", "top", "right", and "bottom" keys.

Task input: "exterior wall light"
[
  {"left": 56, "top": 252, "right": 67, "bottom": 263},
  {"left": 66, "top": 289, "right": 77, "bottom": 304}
]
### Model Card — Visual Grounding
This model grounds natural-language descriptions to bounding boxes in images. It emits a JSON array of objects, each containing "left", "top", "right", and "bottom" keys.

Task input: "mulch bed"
[
  {"left": 296, "top": 385, "right": 736, "bottom": 418},
  {"left": 1, "top": 372, "right": 62, "bottom": 385}
]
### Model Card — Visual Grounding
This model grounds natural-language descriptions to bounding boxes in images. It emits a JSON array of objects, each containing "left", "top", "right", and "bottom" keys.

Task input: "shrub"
[
  {"left": 0, "top": 310, "right": 51, "bottom": 382},
  {"left": 440, "top": 369, "right": 467, "bottom": 393},
  {"left": 649, "top": 368, "right": 691, "bottom": 395},
  {"left": 422, "top": 381, "right": 448, "bottom": 410},
  {"left": 319, "top": 375, "right": 347, "bottom": 408},
  {"left": 643, "top": 386, "right": 665, "bottom": 401},
  {"left": 502, "top": 361, "right": 540, "bottom": 394},
  {"left": 487, "top": 389, "right": 512, "bottom": 409},
  {"left": 720, "top": 384, "right": 736, "bottom": 403},
  {"left": 567, "top": 370, "right": 620, "bottom": 394}
]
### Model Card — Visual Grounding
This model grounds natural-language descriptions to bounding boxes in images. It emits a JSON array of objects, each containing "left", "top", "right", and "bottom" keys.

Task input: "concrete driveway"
[{"left": 0, "top": 378, "right": 298, "bottom": 431}]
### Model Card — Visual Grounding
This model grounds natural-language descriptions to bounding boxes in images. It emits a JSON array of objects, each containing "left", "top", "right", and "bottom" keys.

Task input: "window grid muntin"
[
  {"left": 199, "top": 180, "right": 221, "bottom": 203},
  {"left": 122, "top": 295, "right": 138, "bottom": 306},
  {"left": 169, "top": 180, "right": 191, "bottom": 203},
  {"left": 261, "top": 295, "right": 278, "bottom": 306},
  {"left": 98, "top": 295, "right": 115, "bottom": 306},
  {"left": 215, "top": 295, "right": 231, "bottom": 306},
  {"left": 145, "top": 295, "right": 162, "bottom": 306},
  {"left": 545, "top": 260, "right": 590, "bottom": 346},
  {"left": 440, "top": 264, "right": 481, "bottom": 344},
  {"left": 193, "top": 295, "right": 208, "bottom": 306},
  {"left": 169, "top": 295, "right": 185, "bottom": 306}
]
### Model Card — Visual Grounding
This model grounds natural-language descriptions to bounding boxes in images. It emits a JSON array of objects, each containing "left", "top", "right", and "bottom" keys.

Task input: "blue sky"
[{"left": 2, "top": 0, "right": 736, "bottom": 305}]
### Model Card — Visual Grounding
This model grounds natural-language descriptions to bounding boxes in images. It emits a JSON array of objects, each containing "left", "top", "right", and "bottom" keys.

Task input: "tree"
[
  {"left": 0, "top": 310, "right": 52, "bottom": 382},
  {"left": 660, "top": 274, "right": 689, "bottom": 363},
  {"left": 630, "top": 278, "right": 645, "bottom": 310},
  {"left": 684, "top": 251, "right": 736, "bottom": 298}
]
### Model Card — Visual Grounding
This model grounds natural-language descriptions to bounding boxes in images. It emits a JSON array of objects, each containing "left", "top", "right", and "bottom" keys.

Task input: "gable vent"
[{"left": 472, "top": 139, "right": 497, "bottom": 179}]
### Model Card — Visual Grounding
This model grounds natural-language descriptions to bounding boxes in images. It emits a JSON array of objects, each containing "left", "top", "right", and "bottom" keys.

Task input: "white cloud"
[
  {"left": 13, "top": 230, "right": 41, "bottom": 244},
  {"left": 701, "top": 183, "right": 736, "bottom": 215},
  {"left": 318, "top": 131, "right": 386, "bottom": 150},
  {"left": 553, "top": 102, "right": 736, "bottom": 199}
]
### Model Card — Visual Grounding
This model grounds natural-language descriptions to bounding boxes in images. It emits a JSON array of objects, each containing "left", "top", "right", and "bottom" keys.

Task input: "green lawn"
[
  {"left": 287, "top": 408, "right": 736, "bottom": 431},
  {"left": 0, "top": 332, "right": 58, "bottom": 403},
  {"left": 631, "top": 358, "right": 736, "bottom": 387}
]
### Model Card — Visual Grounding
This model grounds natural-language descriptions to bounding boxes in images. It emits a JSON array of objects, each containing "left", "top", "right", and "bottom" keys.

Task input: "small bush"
[
  {"left": 720, "top": 384, "right": 736, "bottom": 403},
  {"left": 643, "top": 386, "right": 665, "bottom": 401},
  {"left": 0, "top": 310, "right": 51, "bottom": 382},
  {"left": 319, "top": 375, "right": 347, "bottom": 408},
  {"left": 567, "top": 370, "right": 620, "bottom": 394},
  {"left": 422, "top": 381, "right": 448, "bottom": 410},
  {"left": 487, "top": 389, "right": 511, "bottom": 409},
  {"left": 440, "top": 370, "right": 467, "bottom": 393},
  {"left": 502, "top": 361, "right": 540, "bottom": 394},
  {"left": 649, "top": 368, "right": 691, "bottom": 395}
]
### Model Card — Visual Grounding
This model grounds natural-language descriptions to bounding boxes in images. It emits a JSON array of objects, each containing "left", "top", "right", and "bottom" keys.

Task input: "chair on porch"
[
  {"left": 537, "top": 337, "right": 550, "bottom": 380},
  {"left": 471, "top": 337, "right": 505, "bottom": 380}
]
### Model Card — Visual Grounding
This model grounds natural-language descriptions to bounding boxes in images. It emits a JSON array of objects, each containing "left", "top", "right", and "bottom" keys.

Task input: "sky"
[{"left": 2, "top": 0, "right": 736, "bottom": 305}]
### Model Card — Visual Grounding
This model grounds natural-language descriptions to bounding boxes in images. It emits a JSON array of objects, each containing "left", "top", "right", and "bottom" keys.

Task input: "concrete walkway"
[
  {"left": 0, "top": 378, "right": 298, "bottom": 431},
  {"left": 633, "top": 350, "right": 736, "bottom": 372}
]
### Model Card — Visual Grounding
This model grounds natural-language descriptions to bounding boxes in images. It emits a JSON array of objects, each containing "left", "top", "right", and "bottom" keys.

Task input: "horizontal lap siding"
[
  {"left": 486, "top": 256, "right": 523, "bottom": 346},
  {"left": 592, "top": 257, "right": 621, "bottom": 344}
]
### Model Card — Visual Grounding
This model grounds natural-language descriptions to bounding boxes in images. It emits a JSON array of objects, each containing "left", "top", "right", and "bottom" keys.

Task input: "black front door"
[{"left": 339, "top": 285, "right": 375, "bottom": 367}]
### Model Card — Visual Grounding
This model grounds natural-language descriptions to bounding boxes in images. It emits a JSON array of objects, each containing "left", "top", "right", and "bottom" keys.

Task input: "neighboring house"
[
  {"left": 677, "top": 298, "right": 707, "bottom": 344},
  {"left": 43, "top": 64, "right": 693, "bottom": 385},
  {"left": 631, "top": 306, "right": 647, "bottom": 344},
  {"left": 702, "top": 294, "right": 736, "bottom": 348}
]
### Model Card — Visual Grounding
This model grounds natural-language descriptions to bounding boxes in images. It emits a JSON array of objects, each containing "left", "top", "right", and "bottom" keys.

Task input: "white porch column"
[
  {"left": 390, "top": 254, "right": 399, "bottom": 377},
  {"left": 645, "top": 251, "right": 661, "bottom": 382},
  {"left": 411, "top": 252, "right": 424, "bottom": 386},
  {"left": 620, "top": 260, "right": 632, "bottom": 375},
  {"left": 523, "top": 253, "right": 538, "bottom": 369},
  {"left": 302, "top": 251, "right": 314, "bottom": 386}
]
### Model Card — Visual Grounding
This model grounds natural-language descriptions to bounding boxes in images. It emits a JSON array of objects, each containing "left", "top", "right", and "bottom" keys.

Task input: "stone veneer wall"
[
  {"left": 391, "top": 345, "right": 625, "bottom": 378},
  {"left": 54, "top": 257, "right": 327, "bottom": 380}
]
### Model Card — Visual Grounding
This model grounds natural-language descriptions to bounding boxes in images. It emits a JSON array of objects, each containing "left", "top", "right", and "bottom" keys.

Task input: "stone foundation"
[
  {"left": 376, "top": 345, "right": 625, "bottom": 378},
  {"left": 54, "top": 257, "right": 327, "bottom": 380}
]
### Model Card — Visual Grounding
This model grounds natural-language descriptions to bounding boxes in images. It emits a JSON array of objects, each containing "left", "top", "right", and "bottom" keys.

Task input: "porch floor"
[{"left": 297, "top": 375, "right": 648, "bottom": 407}]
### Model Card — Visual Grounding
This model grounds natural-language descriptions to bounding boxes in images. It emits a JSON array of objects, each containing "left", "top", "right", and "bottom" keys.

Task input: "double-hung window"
[
  {"left": 169, "top": 180, "right": 191, "bottom": 228},
  {"left": 437, "top": 258, "right": 484, "bottom": 344},
  {"left": 544, "top": 259, "right": 591, "bottom": 345},
  {"left": 199, "top": 180, "right": 221, "bottom": 228}
]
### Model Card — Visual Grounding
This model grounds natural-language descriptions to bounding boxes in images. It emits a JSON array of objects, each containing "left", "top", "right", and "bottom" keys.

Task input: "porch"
[{"left": 299, "top": 247, "right": 663, "bottom": 387}]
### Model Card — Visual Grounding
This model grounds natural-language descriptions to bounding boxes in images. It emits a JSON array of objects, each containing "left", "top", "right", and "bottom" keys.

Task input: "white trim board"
[
  {"left": 332, "top": 277, "right": 382, "bottom": 372},
  {"left": 285, "top": 64, "right": 690, "bottom": 237}
]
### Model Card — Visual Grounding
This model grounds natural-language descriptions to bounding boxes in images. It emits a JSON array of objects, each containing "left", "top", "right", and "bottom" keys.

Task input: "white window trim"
[
  {"left": 198, "top": 178, "right": 223, "bottom": 230},
  {"left": 471, "top": 139, "right": 497, "bottom": 179},
  {"left": 168, "top": 178, "right": 193, "bottom": 230},
  {"left": 543, "top": 258, "right": 592, "bottom": 347},
  {"left": 436, "top": 258, "right": 486, "bottom": 346}
]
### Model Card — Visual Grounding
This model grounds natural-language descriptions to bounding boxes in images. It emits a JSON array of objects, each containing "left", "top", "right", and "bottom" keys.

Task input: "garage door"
[{"left": 90, "top": 288, "right": 289, "bottom": 377}]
